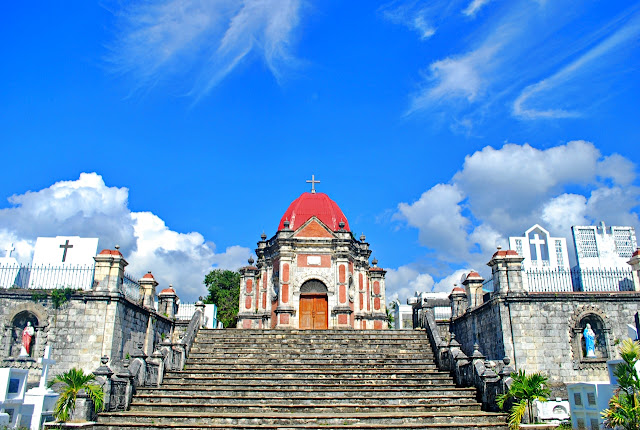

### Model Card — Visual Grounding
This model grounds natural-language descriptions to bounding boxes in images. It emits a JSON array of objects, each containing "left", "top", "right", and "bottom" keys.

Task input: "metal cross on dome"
[{"left": 306, "top": 174, "right": 320, "bottom": 194}]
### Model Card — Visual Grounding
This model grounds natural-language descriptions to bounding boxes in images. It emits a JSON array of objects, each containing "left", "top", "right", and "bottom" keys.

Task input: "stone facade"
[
  {"left": 237, "top": 191, "right": 387, "bottom": 330},
  {"left": 1, "top": 249, "right": 175, "bottom": 385},
  {"left": 447, "top": 248, "right": 640, "bottom": 396}
]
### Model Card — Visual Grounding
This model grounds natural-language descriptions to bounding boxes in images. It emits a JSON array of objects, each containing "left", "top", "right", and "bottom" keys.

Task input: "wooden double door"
[{"left": 299, "top": 294, "right": 328, "bottom": 330}]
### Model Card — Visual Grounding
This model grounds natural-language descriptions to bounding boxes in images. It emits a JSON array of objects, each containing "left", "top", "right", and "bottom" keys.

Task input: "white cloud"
[
  {"left": 385, "top": 265, "right": 435, "bottom": 302},
  {"left": 396, "top": 184, "right": 470, "bottom": 260},
  {"left": 108, "top": 0, "right": 303, "bottom": 98},
  {"left": 395, "top": 141, "right": 640, "bottom": 298},
  {"left": 433, "top": 269, "right": 471, "bottom": 292},
  {"left": 462, "top": 0, "right": 492, "bottom": 17},
  {"left": 0, "top": 173, "right": 251, "bottom": 301}
]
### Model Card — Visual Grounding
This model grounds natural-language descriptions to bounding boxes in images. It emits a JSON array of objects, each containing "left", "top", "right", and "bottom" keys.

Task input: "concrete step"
[
  {"left": 163, "top": 369, "right": 448, "bottom": 379},
  {"left": 132, "top": 391, "right": 477, "bottom": 405},
  {"left": 94, "top": 422, "right": 507, "bottom": 430},
  {"left": 161, "top": 375, "right": 455, "bottom": 386},
  {"left": 136, "top": 386, "right": 465, "bottom": 397},
  {"left": 128, "top": 402, "right": 482, "bottom": 414},
  {"left": 97, "top": 410, "right": 507, "bottom": 426}
]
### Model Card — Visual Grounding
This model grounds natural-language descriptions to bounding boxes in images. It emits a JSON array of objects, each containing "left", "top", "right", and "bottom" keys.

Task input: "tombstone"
[
  {"left": 567, "top": 382, "right": 614, "bottom": 430},
  {"left": 28, "top": 236, "right": 98, "bottom": 290},
  {"left": 0, "top": 367, "right": 31, "bottom": 428},
  {"left": 0, "top": 243, "right": 21, "bottom": 289},
  {"left": 24, "top": 346, "right": 59, "bottom": 430},
  {"left": 534, "top": 398, "right": 570, "bottom": 424}
]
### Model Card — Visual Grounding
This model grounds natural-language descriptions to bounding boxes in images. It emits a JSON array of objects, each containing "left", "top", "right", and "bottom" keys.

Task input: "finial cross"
[{"left": 306, "top": 174, "right": 320, "bottom": 194}]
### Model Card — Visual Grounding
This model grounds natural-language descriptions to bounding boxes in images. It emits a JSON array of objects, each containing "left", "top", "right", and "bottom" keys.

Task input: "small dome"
[{"left": 278, "top": 192, "right": 350, "bottom": 232}]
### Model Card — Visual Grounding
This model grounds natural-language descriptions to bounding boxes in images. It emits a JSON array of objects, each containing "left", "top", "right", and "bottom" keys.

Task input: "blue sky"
[{"left": 1, "top": 0, "right": 639, "bottom": 302}]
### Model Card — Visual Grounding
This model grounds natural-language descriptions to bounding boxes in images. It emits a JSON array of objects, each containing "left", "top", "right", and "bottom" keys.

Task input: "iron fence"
[
  {"left": 0, "top": 263, "right": 94, "bottom": 290},
  {"left": 122, "top": 272, "right": 141, "bottom": 303},
  {"left": 524, "top": 267, "right": 634, "bottom": 292}
]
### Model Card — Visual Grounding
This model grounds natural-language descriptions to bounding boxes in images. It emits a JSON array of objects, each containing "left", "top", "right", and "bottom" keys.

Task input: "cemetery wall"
[
  {"left": 0, "top": 289, "right": 174, "bottom": 384},
  {"left": 450, "top": 292, "right": 640, "bottom": 396}
]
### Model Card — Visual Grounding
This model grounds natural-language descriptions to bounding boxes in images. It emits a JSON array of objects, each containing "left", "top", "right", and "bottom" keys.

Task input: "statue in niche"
[
  {"left": 20, "top": 321, "right": 35, "bottom": 356},
  {"left": 583, "top": 323, "right": 596, "bottom": 358}
]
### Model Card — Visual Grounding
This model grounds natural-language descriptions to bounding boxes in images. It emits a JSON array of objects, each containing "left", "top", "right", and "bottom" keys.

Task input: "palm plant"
[
  {"left": 497, "top": 369, "right": 551, "bottom": 429},
  {"left": 602, "top": 339, "right": 640, "bottom": 429},
  {"left": 48, "top": 367, "right": 104, "bottom": 422}
]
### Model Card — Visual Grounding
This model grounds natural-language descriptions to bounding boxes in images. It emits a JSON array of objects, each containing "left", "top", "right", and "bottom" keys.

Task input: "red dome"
[{"left": 278, "top": 192, "right": 350, "bottom": 232}]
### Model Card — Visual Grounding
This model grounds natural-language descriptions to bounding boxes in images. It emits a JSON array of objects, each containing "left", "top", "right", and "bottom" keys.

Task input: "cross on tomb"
[
  {"left": 530, "top": 234, "right": 546, "bottom": 260},
  {"left": 37, "top": 345, "right": 56, "bottom": 390},
  {"left": 4, "top": 243, "right": 14, "bottom": 258},
  {"left": 59, "top": 239, "right": 73, "bottom": 262},
  {"left": 306, "top": 174, "right": 320, "bottom": 194}
]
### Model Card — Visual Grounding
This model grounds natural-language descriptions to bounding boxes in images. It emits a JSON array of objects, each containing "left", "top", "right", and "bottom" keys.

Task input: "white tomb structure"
[
  {"left": 0, "top": 243, "right": 21, "bottom": 289},
  {"left": 23, "top": 346, "right": 58, "bottom": 430},
  {"left": 509, "top": 225, "right": 570, "bottom": 291},
  {"left": 0, "top": 367, "right": 30, "bottom": 428},
  {"left": 567, "top": 356, "right": 640, "bottom": 430},
  {"left": 28, "top": 236, "right": 98, "bottom": 289},
  {"left": 391, "top": 300, "right": 414, "bottom": 329},
  {"left": 533, "top": 398, "right": 570, "bottom": 425},
  {"left": 509, "top": 224, "right": 569, "bottom": 270},
  {"left": 572, "top": 222, "right": 637, "bottom": 270}
]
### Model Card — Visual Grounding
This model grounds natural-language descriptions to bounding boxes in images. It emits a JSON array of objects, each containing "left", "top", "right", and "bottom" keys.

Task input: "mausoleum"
[{"left": 237, "top": 178, "right": 388, "bottom": 329}]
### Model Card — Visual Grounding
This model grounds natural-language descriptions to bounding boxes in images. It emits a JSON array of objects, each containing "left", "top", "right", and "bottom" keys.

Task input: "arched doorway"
[{"left": 299, "top": 280, "right": 328, "bottom": 330}]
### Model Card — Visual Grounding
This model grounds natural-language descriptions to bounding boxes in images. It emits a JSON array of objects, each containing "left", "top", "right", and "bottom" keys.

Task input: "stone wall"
[
  {"left": 450, "top": 291, "right": 640, "bottom": 396},
  {"left": 0, "top": 289, "right": 174, "bottom": 385}
]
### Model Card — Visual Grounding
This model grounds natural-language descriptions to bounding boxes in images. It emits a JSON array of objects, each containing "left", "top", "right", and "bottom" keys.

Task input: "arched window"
[
  {"left": 300, "top": 279, "right": 328, "bottom": 294},
  {"left": 570, "top": 307, "right": 610, "bottom": 369}
]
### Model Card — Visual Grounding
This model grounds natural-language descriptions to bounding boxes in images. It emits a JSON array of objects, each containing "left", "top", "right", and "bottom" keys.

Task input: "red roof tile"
[{"left": 98, "top": 249, "right": 123, "bottom": 256}]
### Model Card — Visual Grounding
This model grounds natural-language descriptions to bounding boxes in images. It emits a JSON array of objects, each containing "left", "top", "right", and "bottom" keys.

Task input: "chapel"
[{"left": 236, "top": 179, "right": 388, "bottom": 329}]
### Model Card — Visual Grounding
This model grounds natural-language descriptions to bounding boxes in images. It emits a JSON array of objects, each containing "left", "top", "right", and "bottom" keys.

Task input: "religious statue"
[
  {"left": 583, "top": 323, "right": 596, "bottom": 358},
  {"left": 20, "top": 321, "right": 35, "bottom": 356}
]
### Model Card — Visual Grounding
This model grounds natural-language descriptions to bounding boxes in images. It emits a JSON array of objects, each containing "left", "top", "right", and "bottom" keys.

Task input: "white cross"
[
  {"left": 530, "top": 234, "right": 546, "bottom": 260},
  {"left": 4, "top": 243, "right": 15, "bottom": 258},
  {"left": 38, "top": 345, "right": 56, "bottom": 390}
]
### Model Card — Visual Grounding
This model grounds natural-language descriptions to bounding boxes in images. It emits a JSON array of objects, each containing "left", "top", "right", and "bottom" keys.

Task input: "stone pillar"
[
  {"left": 93, "top": 248, "right": 128, "bottom": 293},
  {"left": 450, "top": 285, "right": 467, "bottom": 318},
  {"left": 462, "top": 271, "right": 485, "bottom": 309},
  {"left": 237, "top": 259, "right": 260, "bottom": 329},
  {"left": 92, "top": 356, "right": 113, "bottom": 412},
  {"left": 368, "top": 259, "right": 387, "bottom": 330},
  {"left": 158, "top": 285, "right": 178, "bottom": 318},
  {"left": 139, "top": 272, "right": 159, "bottom": 309},
  {"left": 628, "top": 248, "right": 640, "bottom": 292},
  {"left": 487, "top": 247, "right": 524, "bottom": 295}
]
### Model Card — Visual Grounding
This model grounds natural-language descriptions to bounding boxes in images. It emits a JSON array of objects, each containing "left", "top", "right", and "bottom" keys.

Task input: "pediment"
[{"left": 293, "top": 217, "right": 335, "bottom": 238}]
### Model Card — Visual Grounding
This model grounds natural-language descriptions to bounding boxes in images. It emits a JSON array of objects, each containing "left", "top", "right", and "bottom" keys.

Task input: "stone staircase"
[{"left": 95, "top": 329, "right": 507, "bottom": 429}]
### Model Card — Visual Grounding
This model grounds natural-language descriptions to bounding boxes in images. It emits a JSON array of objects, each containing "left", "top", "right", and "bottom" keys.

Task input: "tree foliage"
[
  {"left": 48, "top": 368, "right": 103, "bottom": 422},
  {"left": 602, "top": 339, "right": 640, "bottom": 429},
  {"left": 497, "top": 369, "right": 551, "bottom": 429},
  {"left": 204, "top": 269, "right": 240, "bottom": 328}
]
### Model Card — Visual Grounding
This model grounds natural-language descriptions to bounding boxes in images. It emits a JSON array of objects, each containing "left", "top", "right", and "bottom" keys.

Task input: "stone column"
[
  {"left": 487, "top": 247, "right": 524, "bottom": 295},
  {"left": 368, "top": 259, "right": 387, "bottom": 330},
  {"left": 450, "top": 285, "right": 468, "bottom": 318},
  {"left": 628, "top": 248, "right": 640, "bottom": 292},
  {"left": 158, "top": 285, "right": 178, "bottom": 318},
  {"left": 93, "top": 248, "right": 128, "bottom": 293},
  {"left": 462, "top": 271, "right": 485, "bottom": 309},
  {"left": 237, "top": 259, "right": 260, "bottom": 329},
  {"left": 139, "top": 272, "right": 159, "bottom": 309}
]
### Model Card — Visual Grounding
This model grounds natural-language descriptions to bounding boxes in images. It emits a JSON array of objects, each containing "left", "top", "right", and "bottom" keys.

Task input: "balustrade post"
[{"left": 92, "top": 356, "right": 113, "bottom": 412}]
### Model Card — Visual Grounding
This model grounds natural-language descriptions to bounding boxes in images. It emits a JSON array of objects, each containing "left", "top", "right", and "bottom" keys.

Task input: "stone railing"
[
  {"left": 91, "top": 303, "right": 205, "bottom": 412},
  {"left": 423, "top": 308, "right": 514, "bottom": 411}
]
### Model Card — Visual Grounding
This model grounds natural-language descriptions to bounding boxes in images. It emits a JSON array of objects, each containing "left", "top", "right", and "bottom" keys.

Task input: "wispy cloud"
[
  {"left": 379, "top": 0, "right": 460, "bottom": 41},
  {"left": 513, "top": 10, "right": 640, "bottom": 119},
  {"left": 107, "top": 0, "right": 303, "bottom": 98},
  {"left": 462, "top": 0, "right": 492, "bottom": 17},
  {"left": 403, "top": 0, "right": 640, "bottom": 123}
]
